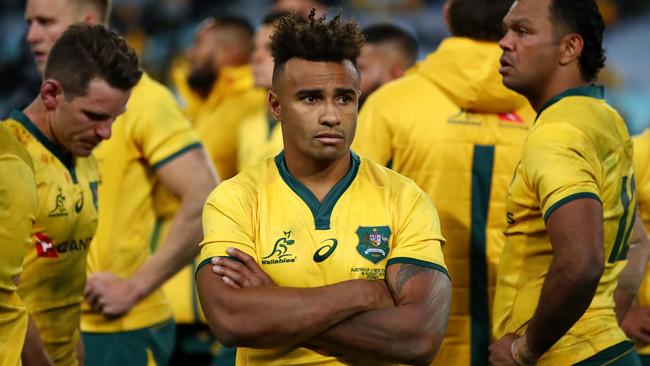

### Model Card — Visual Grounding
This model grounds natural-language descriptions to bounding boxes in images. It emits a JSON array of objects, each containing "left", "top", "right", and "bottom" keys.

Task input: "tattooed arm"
[{"left": 305, "top": 263, "right": 451, "bottom": 365}]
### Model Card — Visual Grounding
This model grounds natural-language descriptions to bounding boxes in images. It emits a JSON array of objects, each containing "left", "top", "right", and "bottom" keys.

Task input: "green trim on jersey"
[
  {"left": 469, "top": 144, "right": 494, "bottom": 366},
  {"left": 275, "top": 151, "right": 360, "bottom": 230},
  {"left": 152, "top": 142, "right": 203, "bottom": 170},
  {"left": 574, "top": 341, "right": 641, "bottom": 365},
  {"left": 543, "top": 192, "right": 601, "bottom": 223},
  {"left": 195, "top": 257, "right": 213, "bottom": 276},
  {"left": 536, "top": 85, "right": 605, "bottom": 122},
  {"left": 386, "top": 257, "right": 450, "bottom": 279},
  {"left": 9, "top": 108, "right": 78, "bottom": 183}
]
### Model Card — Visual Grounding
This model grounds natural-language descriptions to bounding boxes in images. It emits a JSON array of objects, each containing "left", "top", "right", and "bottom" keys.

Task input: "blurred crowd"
[{"left": 1, "top": 0, "right": 649, "bottom": 132}]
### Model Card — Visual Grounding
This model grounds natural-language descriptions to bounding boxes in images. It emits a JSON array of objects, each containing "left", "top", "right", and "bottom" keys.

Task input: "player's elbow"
[
  {"left": 571, "top": 254, "right": 604, "bottom": 286},
  {"left": 401, "top": 336, "right": 440, "bottom": 366}
]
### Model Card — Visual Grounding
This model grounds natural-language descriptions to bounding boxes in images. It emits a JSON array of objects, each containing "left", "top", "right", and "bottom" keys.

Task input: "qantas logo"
[
  {"left": 35, "top": 233, "right": 58, "bottom": 258},
  {"left": 498, "top": 112, "right": 524, "bottom": 124},
  {"left": 34, "top": 233, "right": 91, "bottom": 258}
]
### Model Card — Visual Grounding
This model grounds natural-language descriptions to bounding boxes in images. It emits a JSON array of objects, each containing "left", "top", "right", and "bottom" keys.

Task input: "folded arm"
[
  {"left": 196, "top": 253, "right": 394, "bottom": 348},
  {"left": 306, "top": 262, "right": 451, "bottom": 366},
  {"left": 211, "top": 248, "right": 451, "bottom": 365}
]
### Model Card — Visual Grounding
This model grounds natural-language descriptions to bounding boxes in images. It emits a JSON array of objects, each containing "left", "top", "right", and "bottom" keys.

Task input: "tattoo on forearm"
[{"left": 395, "top": 264, "right": 431, "bottom": 294}]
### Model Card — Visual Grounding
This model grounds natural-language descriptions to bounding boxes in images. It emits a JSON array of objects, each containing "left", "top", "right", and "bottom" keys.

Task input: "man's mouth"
[{"left": 315, "top": 132, "right": 344, "bottom": 144}]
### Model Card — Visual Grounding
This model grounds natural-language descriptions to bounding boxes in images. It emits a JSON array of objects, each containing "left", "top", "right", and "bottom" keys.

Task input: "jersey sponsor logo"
[
  {"left": 498, "top": 112, "right": 524, "bottom": 124},
  {"left": 313, "top": 238, "right": 338, "bottom": 263},
  {"left": 356, "top": 226, "right": 391, "bottom": 264},
  {"left": 48, "top": 187, "right": 68, "bottom": 217},
  {"left": 34, "top": 233, "right": 92, "bottom": 257},
  {"left": 75, "top": 192, "right": 84, "bottom": 213},
  {"left": 506, "top": 212, "right": 515, "bottom": 225},
  {"left": 34, "top": 232, "right": 58, "bottom": 258},
  {"left": 262, "top": 231, "right": 296, "bottom": 265},
  {"left": 447, "top": 110, "right": 482, "bottom": 126},
  {"left": 56, "top": 237, "right": 92, "bottom": 254}
]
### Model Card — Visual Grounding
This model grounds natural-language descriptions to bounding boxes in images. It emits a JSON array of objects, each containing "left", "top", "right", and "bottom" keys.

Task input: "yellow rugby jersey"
[
  {"left": 0, "top": 123, "right": 37, "bottom": 366},
  {"left": 157, "top": 66, "right": 265, "bottom": 323},
  {"left": 82, "top": 73, "right": 202, "bottom": 333},
  {"left": 5, "top": 110, "right": 99, "bottom": 366},
  {"left": 197, "top": 151, "right": 447, "bottom": 366},
  {"left": 353, "top": 37, "right": 534, "bottom": 366},
  {"left": 493, "top": 85, "right": 634, "bottom": 365},
  {"left": 237, "top": 111, "right": 283, "bottom": 171},
  {"left": 632, "top": 129, "right": 650, "bottom": 355}
]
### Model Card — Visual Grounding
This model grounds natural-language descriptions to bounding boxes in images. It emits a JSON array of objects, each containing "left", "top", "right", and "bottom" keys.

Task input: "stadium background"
[{"left": 1, "top": 0, "right": 649, "bottom": 133}]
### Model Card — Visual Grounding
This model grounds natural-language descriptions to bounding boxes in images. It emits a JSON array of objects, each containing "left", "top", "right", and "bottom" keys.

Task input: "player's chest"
[
  {"left": 32, "top": 159, "right": 98, "bottom": 259},
  {"left": 256, "top": 226, "right": 394, "bottom": 287},
  {"left": 255, "top": 196, "right": 394, "bottom": 286}
]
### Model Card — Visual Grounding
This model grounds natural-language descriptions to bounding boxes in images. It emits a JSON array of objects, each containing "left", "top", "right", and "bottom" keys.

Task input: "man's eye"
[
  {"left": 303, "top": 96, "right": 318, "bottom": 103},
  {"left": 337, "top": 95, "right": 352, "bottom": 103}
]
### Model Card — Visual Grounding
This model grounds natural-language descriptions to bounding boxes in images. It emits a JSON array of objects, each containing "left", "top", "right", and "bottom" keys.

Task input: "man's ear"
[
  {"left": 558, "top": 33, "right": 584, "bottom": 67},
  {"left": 81, "top": 11, "right": 100, "bottom": 25},
  {"left": 40, "top": 79, "right": 63, "bottom": 110},
  {"left": 268, "top": 90, "right": 281, "bottom": 121}
]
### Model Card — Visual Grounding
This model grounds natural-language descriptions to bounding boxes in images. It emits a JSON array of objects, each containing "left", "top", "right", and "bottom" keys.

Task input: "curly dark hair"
[
  {"left": 549, "top": 0, "right": 606, "bottom": 82},
  {"left": 447, "top": 0, "right": 515, "bottom": 41},
  {"left": 270, "top": 9, "right": 364, "bottom": 84},
  {"left": 45, "top": 23, "right": 142, "bottom": 100}
]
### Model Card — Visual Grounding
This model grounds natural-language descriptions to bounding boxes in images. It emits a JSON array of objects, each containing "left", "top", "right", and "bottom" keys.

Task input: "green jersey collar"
[
  {"left": 275, "top": 150, "right": 360, "bottom": 230},
  {"left": 536, "top": 85, "right": 604, "bottom": 122},
  {"left": 9, "top": 108, "right": 78, "bottom": 183}
]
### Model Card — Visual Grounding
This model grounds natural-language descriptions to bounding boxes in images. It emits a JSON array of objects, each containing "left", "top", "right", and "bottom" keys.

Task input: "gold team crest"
[{"left": 356, "top": 226, "right": 391, "bottom": 264}]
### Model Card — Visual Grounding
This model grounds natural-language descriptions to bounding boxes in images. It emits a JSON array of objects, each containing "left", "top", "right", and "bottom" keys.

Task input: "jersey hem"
[{"left": 543, "top": 192, "right": 601, "bottom": 223}]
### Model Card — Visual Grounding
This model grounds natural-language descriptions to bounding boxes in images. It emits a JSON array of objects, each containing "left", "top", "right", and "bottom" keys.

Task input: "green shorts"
[
  {"left": 81, "top": 319, "right": 175, "bottom": 366},
  {"left": 640, "top": 354, "right": 650, "bottom": 366},
  {"left": 574, "top": 341, "right": 641, "bottom": 365}
]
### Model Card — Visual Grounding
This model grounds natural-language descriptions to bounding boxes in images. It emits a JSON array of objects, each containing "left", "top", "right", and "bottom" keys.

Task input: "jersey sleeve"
[
  {"left": 633, "top": 130, "right": 650, "bottom": 232},
  {"left": 128, "top": 76, "right": 202, "bottom": 169},
  {"left": 352, "top": 92, "right": 394, "bottom": 166},
  {"left": 0, "top": 152, "right": 37, "bottom": 289},
  {"left": 387, "top": 184, "right": 448, "bottom": 277},
  {"left": 524, "top": 122, "right": 602, "bottom": 222},
  {"left": 196, "top": 180, "right": 256, "bottom": 274}
]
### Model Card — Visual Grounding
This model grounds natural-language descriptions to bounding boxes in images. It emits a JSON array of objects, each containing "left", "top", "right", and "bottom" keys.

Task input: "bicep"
[
  {"left": 545, "top": 198, "right": 603, "bottom": 263},
  {"left": 386, "top": 263, "right": 451, "bottom": 309}
]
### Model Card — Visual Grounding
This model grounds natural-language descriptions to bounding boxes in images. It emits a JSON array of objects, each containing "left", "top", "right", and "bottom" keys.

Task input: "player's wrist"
[
  {"left": 510, "top": 334, "right": 541, "bottom": 365},
  {"left": 126, "top": 277, "right": 148, "bottom": 303}
]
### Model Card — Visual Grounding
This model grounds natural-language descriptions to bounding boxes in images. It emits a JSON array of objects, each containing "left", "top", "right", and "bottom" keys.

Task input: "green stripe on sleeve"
[
  {"left": 386, "top": 257, "right": 450, "bottom": 280},
  {"left": 543, "top": 192, "right": 601, "bottom": 223},
  {"left": 194, "top": 257, "right": 213, "bottom": 277},
  {"left": 153, "top": 142, "right": 203, "bottom": 170}
]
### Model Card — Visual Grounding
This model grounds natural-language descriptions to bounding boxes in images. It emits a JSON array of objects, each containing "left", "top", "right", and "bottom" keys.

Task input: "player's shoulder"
[
  {"left": 365, "top": 71, "right": 429, "bottom": 104},
  {"left": 357, "top": 154, "right": 424, "bottom": 196},
  {"left": 633, "top": 129, "right": 650, "bottom": 151},
  {"left": 128, "top": 72, "right": 178, "bottom": 107},
  {"left": 207, "top": 157, "right": 275, "bottom": 204},
  {"left": 0, "top": 122, "right": 33, "bottom": 170}
]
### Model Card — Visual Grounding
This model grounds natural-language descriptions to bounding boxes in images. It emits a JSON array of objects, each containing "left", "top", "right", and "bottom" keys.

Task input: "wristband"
[{"left": 510, "top": 335, "right": 540, "bottom": 365}]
